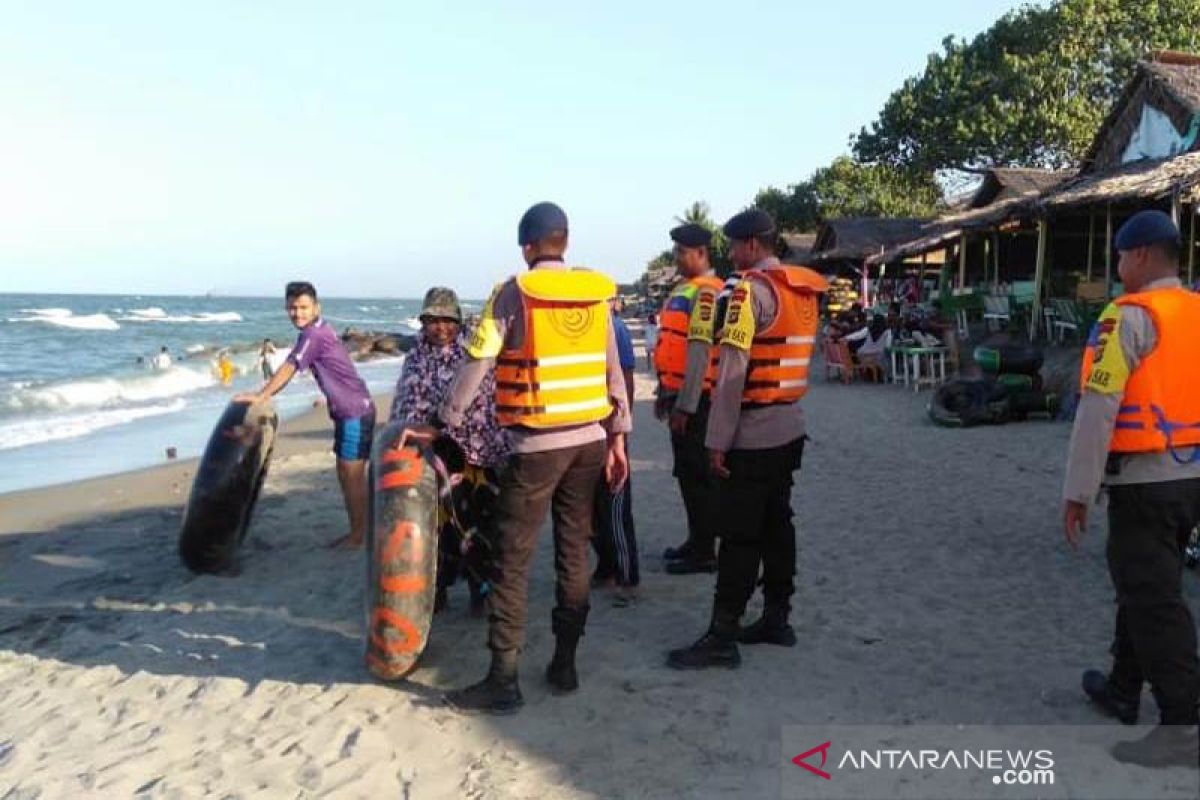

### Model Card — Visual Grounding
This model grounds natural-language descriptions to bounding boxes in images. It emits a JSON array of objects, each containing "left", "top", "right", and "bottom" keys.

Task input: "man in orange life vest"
[
  {"left": 411, "top": 201, "right": 631, "bottom": 714},
  {"left": 1064, "top": 209, "right": 1200, "bottom": 767},
  {"left": 667, "top": 208, "right": 827, "bottom": 669},
  {"left": 655, "top": 222, "right": 725, "bottom": 575}
]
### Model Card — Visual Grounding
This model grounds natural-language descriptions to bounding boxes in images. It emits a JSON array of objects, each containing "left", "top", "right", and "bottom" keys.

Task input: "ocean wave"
[
  {"left": 2, "top": 364, "right": 216, "bottom": 414},
  {"left": 0, "top": 399, "right": 187, "bottom": 451},
  {"left": 9, "top": 309, "right": 121, "bottom": 331},
  {"left": 19, "top": 307, "right": 73, "bottom": 316},
  {"left": 118, "top": 309, "right": 243, "bottom": 323}
]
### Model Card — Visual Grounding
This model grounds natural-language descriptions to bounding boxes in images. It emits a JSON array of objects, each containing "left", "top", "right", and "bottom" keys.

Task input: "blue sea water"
[{"left": 0, "top": 293, "right": 478, "bottom": 494}]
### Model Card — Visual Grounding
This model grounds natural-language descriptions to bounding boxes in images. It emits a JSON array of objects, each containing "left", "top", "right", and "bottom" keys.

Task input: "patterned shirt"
[{"left": 390, "top": 331, "right": 510, "bottom": 468}]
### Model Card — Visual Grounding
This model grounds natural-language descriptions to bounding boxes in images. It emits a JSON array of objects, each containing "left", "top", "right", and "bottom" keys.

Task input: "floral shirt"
[{"left": 389, "top": 332, "right": 510, "bottom": 469}]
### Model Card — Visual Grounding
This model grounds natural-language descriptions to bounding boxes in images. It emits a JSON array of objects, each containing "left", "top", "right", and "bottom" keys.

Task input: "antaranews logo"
[
  {"left": 791, "top": 740, "right": 1055, "bottom": 787},
  {"left": 791, "top": 741, "right": 832, "bottom": 780}
]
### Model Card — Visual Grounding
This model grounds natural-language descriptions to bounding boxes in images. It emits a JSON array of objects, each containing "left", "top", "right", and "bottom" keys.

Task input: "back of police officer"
[
  {"left": 1063, "top": 209, "right": 1200, "bottom": 767},
  {"left": 655, "top": 222, "right": 724, "bottom": 574},
  {"left": 667, "top": 208, "right": 827, "bottom": 670},
  {"left": 432, "top": 202, "right": 632, "bottom": 714}
]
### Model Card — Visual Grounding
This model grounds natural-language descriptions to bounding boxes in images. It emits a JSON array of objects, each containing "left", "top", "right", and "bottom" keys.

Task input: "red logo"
[{"left": 792, "top": 741, "right": 832, "bottom": 780}]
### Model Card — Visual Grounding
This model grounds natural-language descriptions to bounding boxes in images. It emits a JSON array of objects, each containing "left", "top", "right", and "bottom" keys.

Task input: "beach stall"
[{"left": 867, "top": 51, "right": 1200, "bottom": 343}]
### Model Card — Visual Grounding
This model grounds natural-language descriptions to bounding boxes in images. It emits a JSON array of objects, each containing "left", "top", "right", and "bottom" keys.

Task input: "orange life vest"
[
  {"left": 654, "top": 274, "right": 723, "bottom": 393},
  {"left": 1079, "top": 286, "right": 1200, "bottom": 456},
  {"left": 494, "top": 269, "right": 616, "bottom": 429},
  {"left": 739, "top": 265, "right": 827, "bottom": 406}
]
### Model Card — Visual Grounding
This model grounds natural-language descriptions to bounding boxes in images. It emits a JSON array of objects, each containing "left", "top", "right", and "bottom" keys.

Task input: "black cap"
[
  {"left": 669, "top": 223, "right": 712, "bottom": 248},
  {"left": 518, "top": 201, "right": 569, "bottom": 246},
  {"left": 1114, "top": 210, "right": 1181, "bottom": 251},
  {"left": 722, "top": 208, "right": 775, "bottom": 240}
]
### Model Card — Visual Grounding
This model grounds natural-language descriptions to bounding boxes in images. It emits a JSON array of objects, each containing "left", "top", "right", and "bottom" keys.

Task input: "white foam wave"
[
  {"left": 117, "top": 310, "right": 243, "bottom": 323},
  {"left": 19, "top": 307, "right": 73, "bottom": 317},
  {"left": 402, "top": 316, "right": 422, "bottom": 331},
  {"left": 126, "top": 306, "right": 168, "bottom": 319},
  {"left": 0, "top": 399, "right": 187, "bottom": 451},
  {"left": 3, "top": 365, "right": 216, "bottom": 414},
  {"left": 10, "top": 309, "right": 120, "bottom": 330},
  {"left": 185, "top": 343, "right": 207, "bottom": 354}
]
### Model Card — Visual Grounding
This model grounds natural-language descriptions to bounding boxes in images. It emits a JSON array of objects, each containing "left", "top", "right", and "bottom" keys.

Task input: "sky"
[{"left": 0, "top": 0, "right": 1026, "bottom": 298}]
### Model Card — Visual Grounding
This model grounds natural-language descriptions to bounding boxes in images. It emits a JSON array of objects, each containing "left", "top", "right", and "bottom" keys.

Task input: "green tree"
[
  {"left": 672, "top": 200, "right": 734, "bottom": 277},
  {"left": 753, "top": 157, "right": 943, "bottom": 231},
  {"left": 853, "top": 0, "right": 1200, "bottom": 174}
]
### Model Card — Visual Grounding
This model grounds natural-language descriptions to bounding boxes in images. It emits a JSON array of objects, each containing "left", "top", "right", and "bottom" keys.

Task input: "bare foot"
[
  {"left": 327, "top": 533, "right": 364, "bottom": 550},
  {"left": 613, "top": 586, "right": 639, "bottom": 608}
]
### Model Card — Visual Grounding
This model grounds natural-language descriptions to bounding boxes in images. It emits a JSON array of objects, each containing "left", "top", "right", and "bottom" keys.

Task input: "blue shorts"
[{"left": 334, "top": 410, "right": 375, "bottom": 461}]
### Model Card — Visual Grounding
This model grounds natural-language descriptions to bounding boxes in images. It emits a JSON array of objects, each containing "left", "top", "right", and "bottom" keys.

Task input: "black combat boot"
[
  {"left": 663, "top": 540, "right": 694, "bottom": 561},
  {"left": 546, "top": 633, "right": 580, "bottom": 694},
  {"left": 738, "top": 603, "right": 797, "bottom": 647},
  {"left": 443, "top": 649, "right": 523, "bottom": 715},
  {"left": 1081, "top": 669, "right": 1140, "bottom": 725},
  {"left": 664, "top": 551, "right": 717, "bottom": 575},
  {"left": 666, "top": 610, "right": 741, "bottom": 670}
]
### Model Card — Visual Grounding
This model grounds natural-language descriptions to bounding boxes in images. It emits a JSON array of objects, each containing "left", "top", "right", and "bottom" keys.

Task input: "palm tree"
[{"left": 675, "top": 201, "right": 713, "bottom": 228}]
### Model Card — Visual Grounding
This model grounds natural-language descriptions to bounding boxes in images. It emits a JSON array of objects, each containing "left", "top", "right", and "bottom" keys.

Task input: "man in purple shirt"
[{"left": 237, "top": 281, "right": 376, "bottom": 548}]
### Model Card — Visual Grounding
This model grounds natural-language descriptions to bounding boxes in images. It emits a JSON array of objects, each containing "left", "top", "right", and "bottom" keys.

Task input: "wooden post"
[
  {"left": 1030, "top": 218, "right": 1048, "bottom": 343},
  {"left": 993, "top": 232, "right": 1000, "bottom": 289},
  {"left": 957, "top": 232, "right": 967, "bottom": 288},
  {"left": 1105, "top": 204, "right": 1113, "bottom": 298},
  {"left": 1086, "top": 210, "right": 1095, "bottom": 281},
  {"left": 983, "top": 236, "right": 991, "bottom": 286},
  {"left": 1189, "top": 205, "right": 1196, "bottom": 285}
]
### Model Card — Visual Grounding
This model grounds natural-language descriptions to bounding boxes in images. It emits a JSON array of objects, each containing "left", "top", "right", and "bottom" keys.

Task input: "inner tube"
[
  {"left": 974, "top": 344, "right": 1044, "bottom": 376},
  {"left": 179, "top": 399, "right": 277, "bottom": 573},
  {"left": 995, "top": 373, "right": 1044, "bottom": 392},
  {"left": 1009, "top": 389, "right": 1060, "bottom": 419},
  {"left": 365, "top": 420, "right": 441, "bottom": 680},
  {"left": 928, "top": 379, "right": 1011, "bottom": 428}
]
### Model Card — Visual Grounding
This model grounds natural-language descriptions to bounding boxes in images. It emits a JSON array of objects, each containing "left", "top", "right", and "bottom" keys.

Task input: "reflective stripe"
[
  {"left": 537, "top": 352, "right": 607, "bottom": 367},
  {"left": 777, "top": 379, "right": 808, "bottom": 389},
  {"left": 778, "top": 358, "right": 810, "bottom": 367},
  {"left": 786, "top": 336, "right": 816, "bottom": 344},
  {"left": 538, "top": 375, "right": 608, "bottom": 391},
  {"left": 545, "top": 397, "right": 612, "bottom": 414}
]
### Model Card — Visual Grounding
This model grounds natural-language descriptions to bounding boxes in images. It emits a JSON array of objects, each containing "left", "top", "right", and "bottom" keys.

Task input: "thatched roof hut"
[
  {"left": 967, "top": 168, "right": 1073, "bottom": 209},
  {"left": 780, "top": 232, "right": 816, "bottom": 264},
  {"left": 866, "top": 50, "right": 1200, "bottom": 322},
  {"left": 809, "top": 217, "right": 928, "bottom": 267}
]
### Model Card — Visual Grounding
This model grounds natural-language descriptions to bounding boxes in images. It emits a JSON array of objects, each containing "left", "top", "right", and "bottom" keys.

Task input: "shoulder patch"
[
  {"left": 687, "top": 287, "right": 718, "bottom": 342},
  {"left": 1083, "top": 304, "right": 1129, "bottom": 395},
  {"left": 718, "top": 281, "right": 755, "bottom": 350},
  {"left": 466, "top": 281, "right": 507, "bottom": 359}
]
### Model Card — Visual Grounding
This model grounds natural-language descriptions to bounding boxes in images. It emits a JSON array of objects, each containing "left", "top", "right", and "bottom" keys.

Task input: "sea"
[{"left": 0, "top": 293, "right": 478, "bottom": 495}]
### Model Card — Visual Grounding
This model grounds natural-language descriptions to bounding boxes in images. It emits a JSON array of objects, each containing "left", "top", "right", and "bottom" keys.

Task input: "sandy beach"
[{"left": 2, "top": 371, "right": 1198, "bottom": 798}]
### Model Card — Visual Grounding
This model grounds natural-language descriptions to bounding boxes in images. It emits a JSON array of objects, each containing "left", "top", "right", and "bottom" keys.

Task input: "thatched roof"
[
  {"left": 809, "top": 217, "right": 928, "bottom": 262},
  {"left": 1085, "top": 51, "right": 1200, "bottom": 173},
  {"left": 1045, "top": 150, "right": 1200, "bottom": 209},
  {"left": 780, "top": 232, "right": 816, "bottom": 264},
  {"left": 968, "top": 168, "right": 1072, "bottom": 208}
]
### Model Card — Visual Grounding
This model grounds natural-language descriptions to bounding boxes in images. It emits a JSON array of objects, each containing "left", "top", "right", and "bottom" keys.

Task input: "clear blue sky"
[{"left": 0, "top": 1, "right": 1024, "bottom": 298}]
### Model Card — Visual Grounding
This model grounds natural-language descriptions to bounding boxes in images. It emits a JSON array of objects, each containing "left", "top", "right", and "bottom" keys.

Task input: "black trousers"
[
  {"left": 487, "top": 440, "right": 606, "bottom": 652},
  {"left": 713, "top": 437, "right": 805, "bottom": 618},
  {"left": 671, "top": 397, "right": 718, "bottom": 557},
  {"left": 592, "top": 438, "right": 639, "bottom": 586},
  {"left": 1106, "top": 478, "right": 1200, "bottom": 725}
]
